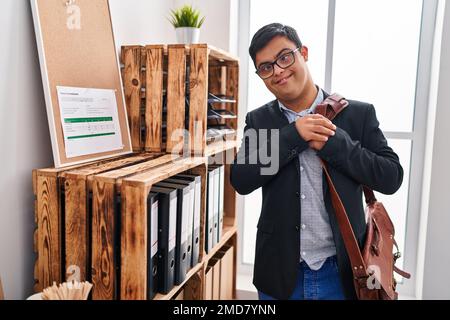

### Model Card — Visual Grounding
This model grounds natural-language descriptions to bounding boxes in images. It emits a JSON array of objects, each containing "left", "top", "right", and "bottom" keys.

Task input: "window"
[
  {"left": 333, "top": 0, "right": 423, "bottom": 276},
  {"left": 240, "top": 0, "right": 435, "bottom": 297}
]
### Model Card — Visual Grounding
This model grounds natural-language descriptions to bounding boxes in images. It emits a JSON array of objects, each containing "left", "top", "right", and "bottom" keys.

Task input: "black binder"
[
  {"left": 173, "top": 174, "right": 202, "bottom": 267},
  {"left": 206, "top": 169, "right": 216, "bottom": 253},
  {"left": 147, "top": 192, "right": 159, "bottom": 300},
  {"left": 155, "top": 181, "right": 190, "bottom": 285},
  {"left": 209, "top": 165, "right": 224, "bottom": 242},
  {"left": 150, "top": 186, "right": 177, "bottom": 294},
  {"left": 165, "top": 177, "right": 195, "bottom": 269}
]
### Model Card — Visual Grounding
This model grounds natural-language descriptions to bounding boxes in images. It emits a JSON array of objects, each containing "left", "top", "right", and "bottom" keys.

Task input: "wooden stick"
[
  {"left": 41, "top": 281, "right": 93, "bottom": 300},
  {"left": 0, "top": 276, "right": 4, "bottom": 300}
]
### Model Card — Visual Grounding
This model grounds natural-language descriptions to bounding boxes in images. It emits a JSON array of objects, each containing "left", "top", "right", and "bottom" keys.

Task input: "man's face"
[{"left": 255, "top": 36, "right": 310, "bottom": 102}]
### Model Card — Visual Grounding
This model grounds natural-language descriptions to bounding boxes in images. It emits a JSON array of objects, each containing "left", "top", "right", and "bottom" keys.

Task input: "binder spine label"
[
  {"left": 194, "top": 183, "right": 201, "bottom": 229},
  {"left": 188, "top": 189, "right": 194, "bottom": 234},
  {"left": 169, "top": 197, "right": 177, "bottom": 251},
  {"left": 151, "top": 200, "right": 159, "bottom": 257},
  {"left": 181, "top": 194, "right": 189, "bottom": 243}
]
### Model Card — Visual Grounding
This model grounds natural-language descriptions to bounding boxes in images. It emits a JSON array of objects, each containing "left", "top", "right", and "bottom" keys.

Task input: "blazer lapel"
[{"left": 268, "top": 99, "right": 289, "bottom": 128}]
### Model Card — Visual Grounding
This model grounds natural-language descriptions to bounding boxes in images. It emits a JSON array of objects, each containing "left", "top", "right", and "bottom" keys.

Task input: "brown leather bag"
[{"left": 315, "top": 94, "right": 411, "bottom": 300}]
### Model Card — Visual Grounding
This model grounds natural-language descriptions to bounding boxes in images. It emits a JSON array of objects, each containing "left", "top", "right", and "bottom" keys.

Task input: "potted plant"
[{"left": 168, "top": 4, "right": 205, "bottom": 44}]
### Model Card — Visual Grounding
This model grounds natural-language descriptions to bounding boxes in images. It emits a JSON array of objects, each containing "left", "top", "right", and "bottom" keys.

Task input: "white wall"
[
  {"left": 0, "top": 0, "right": 53, "bottom": 300},
  {"left": 173, "top": 0, "right": 238, "bottom": 54},
  {"left": 109, "top": 0, "right": 176, "bottom": 48},
  {"left": 0, "top": 0, "right": 236, "bottom": 300},
  {"left": 421, "top": 0, "right": 450, "bottom": 300},
  {"left": 110, "top": 0, "right": 238, "bottom": 53}
]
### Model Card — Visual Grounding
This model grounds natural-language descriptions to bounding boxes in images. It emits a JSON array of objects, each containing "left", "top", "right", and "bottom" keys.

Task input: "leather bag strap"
[{"left": 316, "top": 93, "right": 369, "bottom": 278}]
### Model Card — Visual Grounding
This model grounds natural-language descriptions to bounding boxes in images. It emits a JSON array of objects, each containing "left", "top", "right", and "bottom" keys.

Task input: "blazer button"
[
  {"left": 295, "top": 192, "right": 300, "bottom": 197},
  {"left": 295, "top": 225, "right": 300, "bottom": 231}
]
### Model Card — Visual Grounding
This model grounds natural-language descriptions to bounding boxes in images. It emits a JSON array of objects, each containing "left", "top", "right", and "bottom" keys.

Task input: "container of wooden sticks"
[{"left": 37, "top": 281, "right": 93, "bottom": 300}]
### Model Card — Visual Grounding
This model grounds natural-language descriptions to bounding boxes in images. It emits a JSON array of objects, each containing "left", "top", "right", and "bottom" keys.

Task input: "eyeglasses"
[{"left": 256, "top": 47, "right": 301, "bottom": 80}]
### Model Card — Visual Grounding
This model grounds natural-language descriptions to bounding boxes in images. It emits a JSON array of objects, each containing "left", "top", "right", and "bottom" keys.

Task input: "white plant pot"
[{"left": 175, "top": 27, "right": 200, "bottom": 44}]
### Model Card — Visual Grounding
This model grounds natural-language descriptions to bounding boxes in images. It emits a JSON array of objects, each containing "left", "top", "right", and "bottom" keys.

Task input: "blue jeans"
[{"left": 258, "top": 256, "right": 346, "bottom": 300}]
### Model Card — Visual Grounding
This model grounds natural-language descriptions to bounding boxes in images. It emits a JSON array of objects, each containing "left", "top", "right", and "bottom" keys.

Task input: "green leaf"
[
  {"left": 167, "top": 4, "right": 205, "bottom": 28},
  {"left": 197, "top": 16, "right": 205, "bottom": 28}
]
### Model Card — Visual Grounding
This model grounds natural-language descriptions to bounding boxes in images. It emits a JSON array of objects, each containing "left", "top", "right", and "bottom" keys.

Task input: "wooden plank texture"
[
  {"left": 166, "top": 45, "right": 186, "bottom": 154},
  {"left": 120, "top": 183, "right": 148, "bottom": 300},
  {"left": 189, "top": 45, "right": 209, "bottom": 156},
  {"left": 122, "top": 46, "right": 143, "bottom": 151},
  {"left": 226, "top": 65, "right": 239, "bottom": 131},
  {"left": 183, "top": 271, "right": 203, "bottom": 300},
  {"left": 64, "top": 177, "right": 88, "bottom": 282},
  {"left": 91, "top": 180, "right": 116, "bottom": 300},
  {"left": 36, "top": 174, "right": 61, "bottom": 290},
  {"left": 64, "top": 153, "right": 157, "bottom": 177},
  {"left": 205, "top": 267, "right": 213, "bottom": 300},
  {"left": 124, "top": 157, "right": 206, "bottom": 187},
  {"left": 218, "top": 246, "right": 234, "bottom": 300},
  {"left": 208, "top": 45, "right": 239, "bottom": 64},
  {"left": 208, "top": 66, "right": 223, "bottom": 95},
  {"left": 95, "top": 154, "right": 177, "bottom": 185},
  {"left": 144, "top": 46, "right": 164, "bottom": 152},
  {"left": 33, "top": 170, "right": 41, "bottom": 292}
]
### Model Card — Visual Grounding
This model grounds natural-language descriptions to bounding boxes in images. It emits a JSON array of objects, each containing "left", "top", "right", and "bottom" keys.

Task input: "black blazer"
[{"left": 230, "top": 92, "right": 403, "bottom": 299}]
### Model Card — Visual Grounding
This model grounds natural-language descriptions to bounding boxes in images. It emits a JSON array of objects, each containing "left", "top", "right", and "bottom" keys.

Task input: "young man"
[{"left": 230, "top": 23, "right": 403, "bottom": 300}]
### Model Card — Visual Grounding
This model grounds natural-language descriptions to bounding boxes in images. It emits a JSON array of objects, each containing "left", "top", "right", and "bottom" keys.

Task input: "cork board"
[{"left": 31, "top": 0, "right": 132, "bottom": 167}]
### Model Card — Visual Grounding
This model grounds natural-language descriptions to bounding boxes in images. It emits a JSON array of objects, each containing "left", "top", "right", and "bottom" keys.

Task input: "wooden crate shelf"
[
  {"left": 34, "top": 44, "right": 239, "bottom": 300},
  {"left": 119, "top": 157, "right": 207, "bottom": 300},
  {"left": 205, "top": 139, "right": 238, "bottom": 158},
  {"left": 120, "top": 44, "right": 239, "bottom": 156},
  {"left": 204, "top": 225, "right": 237, "bottom": 263},
  {"left": 32, "top": 152, "right": 162, "bottom": 292},
  {"left": 153, "top": 261, "right": 204, "bottom": 300}
]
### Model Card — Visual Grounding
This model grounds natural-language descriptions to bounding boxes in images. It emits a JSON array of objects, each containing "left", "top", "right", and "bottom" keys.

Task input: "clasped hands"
[{"left": 295, "top": 114, "right": 337, "bottom": 151}]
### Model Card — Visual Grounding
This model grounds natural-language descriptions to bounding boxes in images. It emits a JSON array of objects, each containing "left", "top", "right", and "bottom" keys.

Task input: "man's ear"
[{"left": 300, "top": 46, "right": 309, "bottom": 62}]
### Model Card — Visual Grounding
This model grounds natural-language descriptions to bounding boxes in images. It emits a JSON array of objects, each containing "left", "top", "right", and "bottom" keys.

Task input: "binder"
[
  {"left": 208, "top": 167, "right": 219, "bottom": 249},
  {"left": 147, "top": 192, "right": 159, "bottom": 300},
  {"left": 150, "top": 186, "right": 177, "bottom": 294},
  {"left": 206, "top": 169, "right": 215, "bottom": 253},
  {"left": 164, "top": 177, "right": 195, "bottom": 272},
  {"left": 209, "top": 165, "right": 224, "bottom": 242},
  {"left": 172, "top": 174, "right": 201, "bottom": 267},
  {"left": 155, "top": 181, "right": 190, "bottom": 285}
]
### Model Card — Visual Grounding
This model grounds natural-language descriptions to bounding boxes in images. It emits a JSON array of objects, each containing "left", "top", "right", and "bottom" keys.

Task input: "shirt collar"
[{"left": 278, "top": 87, "right": 324, "bottom": 117}]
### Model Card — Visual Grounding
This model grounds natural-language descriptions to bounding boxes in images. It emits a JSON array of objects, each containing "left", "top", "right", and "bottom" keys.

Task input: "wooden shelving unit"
[
  {"left": 153, "top": 260, "right": 205, "bottom": 300},
  {"left": 204, "top": 225, "right": 237, "bottom": 262},
  {"left": 120, "top": 44, "right": 239, "bottom": 157},
  {"left": 205, "top": 140, "right": 239, "bottom": 158},
  {"left": 119, "top": 43, "right": 239, "bottom": 300},
  {"left": 33, "top": 44, "right": 239, "bottom": 300}
]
